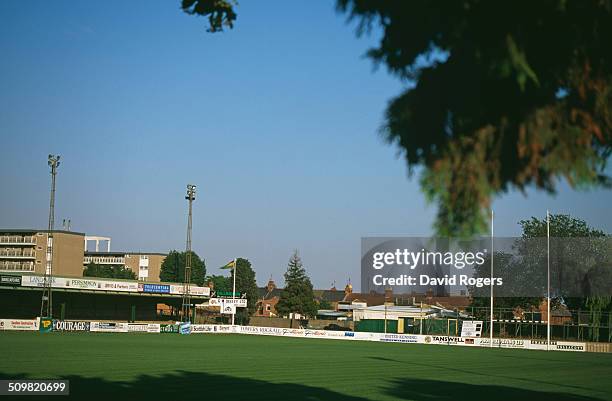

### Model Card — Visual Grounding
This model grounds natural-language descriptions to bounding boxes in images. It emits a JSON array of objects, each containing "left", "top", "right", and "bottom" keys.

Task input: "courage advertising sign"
[{"left": 53, "top": 320, "right": 90, "bottom": 332}]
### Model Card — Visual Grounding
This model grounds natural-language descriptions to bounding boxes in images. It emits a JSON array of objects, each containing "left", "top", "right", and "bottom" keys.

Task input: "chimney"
[{"left": 384, "top": 287, "right": 393, "bottom": 302}]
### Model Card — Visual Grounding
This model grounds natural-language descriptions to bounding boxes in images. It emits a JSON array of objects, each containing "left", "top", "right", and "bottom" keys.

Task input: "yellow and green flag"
[{"left": 220, "top": 260, "right": 236, "bottom": 270}]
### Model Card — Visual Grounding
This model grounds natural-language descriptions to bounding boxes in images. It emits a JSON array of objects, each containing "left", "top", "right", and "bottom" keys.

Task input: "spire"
[{"left": 344, "top": 278, "right": 353, "bottom": 295}]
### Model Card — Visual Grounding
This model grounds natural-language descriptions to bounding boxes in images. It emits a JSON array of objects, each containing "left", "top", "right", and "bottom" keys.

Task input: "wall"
[
  {"left": 147, "top": 254, "right": 165, "bottom": 282},
  {"left": 249, "top": 316, "right": 353, "bottom": 330},
  {"left": 124, "top": 254, "right": 165, "bottom": 282},
  {"left": 33, "top": 231, "right": 85, "bottom": 277},
  {"left": 52, "top": 232, "right": 85, "bottom": 277}
]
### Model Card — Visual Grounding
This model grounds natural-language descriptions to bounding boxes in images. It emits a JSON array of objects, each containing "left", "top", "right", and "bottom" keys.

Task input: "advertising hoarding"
[
  {"left": 460, "top": 321, "right": 483, "bottom": 337},
  {"left": 90, "top": 322, "right": 128, "bottom": 333},
  {"left": 209, "top": 298, "right": 247, "bottom": 308},
  {"left": 53, "top": 320, "right": 90, "bottom": 332},
  {"left": 0, "top": 319, "right": 39, "bottom": 331},
  {"left": 0, "top": 275, "right": 21, "bottom": 286},
  {"left": 138, "top": 283, "right": 170, "bottom": 294},
  {"left": 127, "top": 324, "right": 161, "bottom": 333}
]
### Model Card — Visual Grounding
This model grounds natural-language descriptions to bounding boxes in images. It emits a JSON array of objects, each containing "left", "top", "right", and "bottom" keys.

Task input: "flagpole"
[
  {"left": 490, "top": 209, "right": 494, "bottom": 348},
  {"left": 547, "top": 211, "right": 551, "bottom": 351},
  {"left": 231, "top": 258, "right": 237, "bottom": 326}
]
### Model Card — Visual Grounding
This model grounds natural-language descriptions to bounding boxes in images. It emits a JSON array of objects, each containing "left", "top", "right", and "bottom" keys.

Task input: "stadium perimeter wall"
[
  {"left": 1, "top": 318, "right": 606, "bottom": 353},
  {"left": 248, "top": 316, "right": 353, "bottom": 330}
]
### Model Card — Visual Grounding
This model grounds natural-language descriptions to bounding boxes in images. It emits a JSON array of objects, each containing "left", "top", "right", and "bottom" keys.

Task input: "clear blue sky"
[{"left": 1, "top": 0, "right": 610, "bottom": 290}]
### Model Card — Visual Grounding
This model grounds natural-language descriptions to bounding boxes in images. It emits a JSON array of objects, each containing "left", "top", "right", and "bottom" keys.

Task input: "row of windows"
[
  {"left": 0, "top": 261, "right": 35, "bottom": 271},
  {"left": 84, "top": 256, "right": 125, "bottom": 264},
  {"left": 0, "top": 249, "right": 36, "bottom": 257},
  {"left": 0, "top": 236, "right": 35, "bottom": 244}
]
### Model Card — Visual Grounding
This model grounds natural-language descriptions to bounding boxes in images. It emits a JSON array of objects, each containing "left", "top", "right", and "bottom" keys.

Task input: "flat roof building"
[
  {"left": 83, "top": 251, "right": 166, "bottom": 282},
  {"left": 1, "top": 229, "right": 167, "bottom": 282},
  {"left": 0, "top": 229, "right": 85, "bottom": 277}
]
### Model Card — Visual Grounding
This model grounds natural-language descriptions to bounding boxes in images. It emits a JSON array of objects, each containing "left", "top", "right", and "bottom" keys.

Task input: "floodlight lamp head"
[{"left": 185, "top": 184, "right": 196, "bottom": 200}]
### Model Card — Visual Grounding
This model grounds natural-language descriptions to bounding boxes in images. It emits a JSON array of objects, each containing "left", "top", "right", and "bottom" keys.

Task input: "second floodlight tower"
[
  {"left": 182, "top": 184, "right": 196, "bottom": 323},
  {"left": 40, "top": 154, "right": 60, "bottom": 319}
]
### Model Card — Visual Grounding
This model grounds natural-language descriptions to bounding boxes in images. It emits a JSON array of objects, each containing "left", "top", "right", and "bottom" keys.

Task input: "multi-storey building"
[
  {"left": 83, "top": 251, "right": 166, "bottom": 282},
  {"left": 0, "top": 229, "right": 85, "bottom": 276},
  {"left": 0, "top": 229, "right": 166, "bottom": 282}
]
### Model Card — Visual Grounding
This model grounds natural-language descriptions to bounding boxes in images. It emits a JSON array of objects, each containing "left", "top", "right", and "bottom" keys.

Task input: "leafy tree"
[
  {"left": 230, "top": 258, "right": 259, "bottom": 324},
  {"left": 471, "top": 214, "right": 611, "bottom": 319},
  {"left": 519, "top": 214, "right": 606, "bottom": 238},
  {"left": 318, "top": 299, "right": 333, "bottom": 310},
  {"left": 519, "top": 214, "right": 610, "bottom": 313},
  {"left": 276, "top": 250, "right": 318, "bottom": 319},
  {"left": 159, "top": 250, "right": 206, "bottom": 286},
  {"left": 206, "top": 274, "right": 231, "bottom": 293},
  {"left": 182, "top": 0, "right": 612, "bottom": 236},
  {"left": 469, "top": 250, "right": 543, "bottom": 314},
  {"left": 83, "top": 263, "right": 136, "bottom": 280}
]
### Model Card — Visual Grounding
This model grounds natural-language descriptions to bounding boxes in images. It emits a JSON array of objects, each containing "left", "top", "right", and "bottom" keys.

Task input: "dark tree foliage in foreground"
[{"left": 182, "top": 0, "right": 612, "bottom": 236}]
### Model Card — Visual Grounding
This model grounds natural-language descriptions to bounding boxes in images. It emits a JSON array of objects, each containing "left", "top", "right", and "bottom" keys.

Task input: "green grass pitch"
[{"left": 1, "top": 332, "right": 611, "bottom": 401}]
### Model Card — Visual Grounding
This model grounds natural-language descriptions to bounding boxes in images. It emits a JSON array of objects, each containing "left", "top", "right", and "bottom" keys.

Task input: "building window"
[{"left": 265, "top": 305, "right": 271, "bottom": 311}]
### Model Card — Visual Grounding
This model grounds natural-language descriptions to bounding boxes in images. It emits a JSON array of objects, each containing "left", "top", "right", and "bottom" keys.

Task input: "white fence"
[
  {"left": 189, "top": 324, "right": 586, "bottom": 352},
  {"left": 0, "top": 318, "right": 587, "bottom": 352}
]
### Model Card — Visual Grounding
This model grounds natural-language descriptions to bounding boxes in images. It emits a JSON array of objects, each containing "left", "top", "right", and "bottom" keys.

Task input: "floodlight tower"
[
  {"left": 182, "top": 184, "right": 196, "bottom": 323},
  {"left": 40, "top": 154, "right": 60, "bottom": 319}
]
